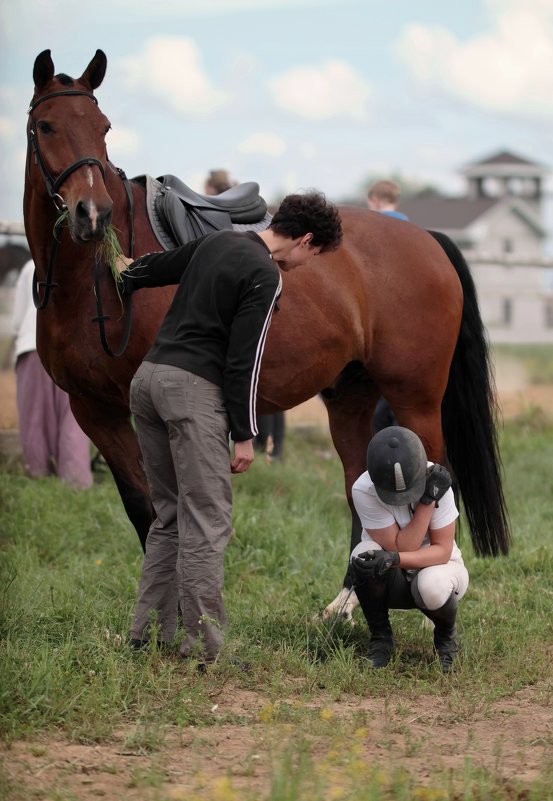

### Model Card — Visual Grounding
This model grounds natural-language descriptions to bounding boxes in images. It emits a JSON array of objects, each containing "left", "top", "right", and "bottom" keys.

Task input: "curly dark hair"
[{"left": 270, "top": 191, "right": 343, "bottom": 253}]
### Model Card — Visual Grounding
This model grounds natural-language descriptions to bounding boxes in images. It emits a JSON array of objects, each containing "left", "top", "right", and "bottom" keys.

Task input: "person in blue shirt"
[{"left": 367, "top": 179, "right": 409, "bottom": 221}]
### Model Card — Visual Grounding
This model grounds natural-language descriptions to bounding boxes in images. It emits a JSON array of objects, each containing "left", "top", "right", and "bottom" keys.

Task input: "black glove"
[
  {"left": 419, "top": 464, "right": 452, "bottom": 507},
  {"left": 350, "top": 550, "right": 400, "bottom": 584}
]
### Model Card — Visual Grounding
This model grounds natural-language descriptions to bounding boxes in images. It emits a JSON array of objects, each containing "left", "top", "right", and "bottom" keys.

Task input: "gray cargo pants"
[{"left": 129, "top": 361, "right": 233, "bottom": 661}]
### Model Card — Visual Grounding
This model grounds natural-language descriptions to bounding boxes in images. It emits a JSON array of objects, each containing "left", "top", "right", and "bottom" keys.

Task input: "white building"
[{"left": 401, "top": 150, "right": 553, "bottom": 343}]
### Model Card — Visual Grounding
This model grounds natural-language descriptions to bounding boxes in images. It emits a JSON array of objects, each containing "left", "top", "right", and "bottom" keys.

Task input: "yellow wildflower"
[
  {"left": 258, "top": 702, "right": 275, "bottom": 722},
  {"left": 211, "top": 776, "right": 237, "bottom": 801}
]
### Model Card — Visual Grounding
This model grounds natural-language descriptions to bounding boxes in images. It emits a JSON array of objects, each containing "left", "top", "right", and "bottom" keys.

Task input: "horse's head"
[{"left": 27, "top": 49, "right": 114, "bottom": 242}]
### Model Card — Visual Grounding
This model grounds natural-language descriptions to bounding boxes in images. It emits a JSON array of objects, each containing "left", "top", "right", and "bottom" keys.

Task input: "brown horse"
[{"left": 24, "top": 50, "right": 510, "bottom": 609}]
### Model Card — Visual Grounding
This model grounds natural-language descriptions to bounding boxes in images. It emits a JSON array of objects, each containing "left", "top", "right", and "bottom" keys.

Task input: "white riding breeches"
[{"left": 351, "top": 541, "right": 469, "bottom": 611}]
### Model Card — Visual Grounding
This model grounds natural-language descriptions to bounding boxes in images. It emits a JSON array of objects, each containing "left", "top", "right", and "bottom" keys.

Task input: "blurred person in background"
[
  {"left": 367, "top": 179, "right": 409, "bottom": 221},
  {"left": 11, "top": 260, "right": 92, "bottom": 488},
  {"left": 254, "top": 409, "right": 286, "bottom": 462},
  {"left": 204, "top": 169, "right": 236, "bottom": 196}
]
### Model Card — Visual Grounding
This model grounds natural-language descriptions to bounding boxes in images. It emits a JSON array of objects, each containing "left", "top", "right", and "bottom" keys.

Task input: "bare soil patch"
[{"left": 2, "top": 684, "right": 551, "bottom": 800}]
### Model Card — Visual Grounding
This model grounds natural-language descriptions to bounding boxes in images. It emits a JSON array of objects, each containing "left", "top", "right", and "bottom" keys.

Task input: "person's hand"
[
  {"left": 419, "top": 464, "right": 452, "bottom": 507},
  {"left": 115, "top": 253, "right": 134, "bottom": 274},
  {"left": 350, "top": 550, "right": 400, "bottom": 583},
  {"left": 231, "top": 439, "right": 254, "bottom": 474}
]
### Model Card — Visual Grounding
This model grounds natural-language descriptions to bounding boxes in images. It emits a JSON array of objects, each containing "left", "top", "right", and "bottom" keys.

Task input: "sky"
[{"left": 1, "top": 0, "right": 553, "bottom": 230}]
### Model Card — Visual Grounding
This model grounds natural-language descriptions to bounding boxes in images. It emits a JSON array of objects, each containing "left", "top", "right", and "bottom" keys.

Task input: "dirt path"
[{"left": 2, "top": 683, "right": 551, "bottom": 800}]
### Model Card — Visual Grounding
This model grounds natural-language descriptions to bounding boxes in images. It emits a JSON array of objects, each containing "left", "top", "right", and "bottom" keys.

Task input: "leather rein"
[{"left": 27, "top": 89, "right": 135, "bottom": 357}]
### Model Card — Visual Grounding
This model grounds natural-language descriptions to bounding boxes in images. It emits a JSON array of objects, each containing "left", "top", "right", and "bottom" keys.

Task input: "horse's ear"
[
  {"left": 80, "top": 50, "right": 107, "bottom": 91},
  {"left": 33, "top": 50, "right": 55, "bottom": 91}
]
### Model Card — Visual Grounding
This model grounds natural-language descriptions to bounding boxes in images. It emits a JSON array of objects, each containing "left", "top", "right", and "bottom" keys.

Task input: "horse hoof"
[{"left": 319, "top": 588, "right": 359, "bottom": 623}]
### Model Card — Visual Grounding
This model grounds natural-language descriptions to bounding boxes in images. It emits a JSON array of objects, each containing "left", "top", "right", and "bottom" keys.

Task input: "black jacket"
[{"left": 121, "top": 230, "right": 281, "bottom": 441}]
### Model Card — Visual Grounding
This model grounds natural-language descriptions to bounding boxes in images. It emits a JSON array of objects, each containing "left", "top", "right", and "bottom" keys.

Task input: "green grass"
[
  {"left": 492, "top": 343, "right": 553, "bottom": 384},
  {"left": 1, "top": 419, "right": 553, "bottom": 799}
]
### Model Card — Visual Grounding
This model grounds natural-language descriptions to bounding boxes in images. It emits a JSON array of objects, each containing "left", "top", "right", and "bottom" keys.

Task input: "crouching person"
[{"left": 350, "top": 426, "right": 469, "bottom": 673}]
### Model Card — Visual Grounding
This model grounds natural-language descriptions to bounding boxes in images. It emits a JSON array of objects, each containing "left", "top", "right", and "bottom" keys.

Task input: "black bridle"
[
  {"left": 28, "top": 90, "right": 106, "bottom": 213},
  {"left": 28, "top": 89, "right": 135, "bottom": 356}
]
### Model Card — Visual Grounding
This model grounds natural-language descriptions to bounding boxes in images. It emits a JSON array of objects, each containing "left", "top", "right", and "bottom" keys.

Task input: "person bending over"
[{"left": 117, "top": 191, "right": 343, "bottom": 666}]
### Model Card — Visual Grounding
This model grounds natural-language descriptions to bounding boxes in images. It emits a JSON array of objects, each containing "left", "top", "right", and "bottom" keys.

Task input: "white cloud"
[
  {"left": 298, "top": 141, "right": 317, "bottom": 160},
  {"left": 237, "top": 133, "right": 286, "bottom": 157},
  {"left": 119, "top": 36, "right": 229, "bottom": 116},
  {"left": 0, "top": 117, "right": 16, "bottom": 138},
  {"left": 106, "top": 125, "right": 141, "bottom": 158},
  {"left": 269, "top": 60, "right": 372, "bottom": 121},
  {"left": 395, "top": 0, "right": 553, "bottom": 119}
]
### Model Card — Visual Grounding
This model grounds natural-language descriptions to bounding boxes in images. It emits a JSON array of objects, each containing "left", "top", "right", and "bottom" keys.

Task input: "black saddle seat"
[
  {"left": 136, "top": 173, "right": 271, "bottom": 251},
  {"left": 158, "top": 175, "right": 267, "bottom": 223}
]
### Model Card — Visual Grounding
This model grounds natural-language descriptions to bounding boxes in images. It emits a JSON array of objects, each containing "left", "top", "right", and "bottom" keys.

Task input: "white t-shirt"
[{"left": 351, "top": 463, "right": 462, "bottom": 563}]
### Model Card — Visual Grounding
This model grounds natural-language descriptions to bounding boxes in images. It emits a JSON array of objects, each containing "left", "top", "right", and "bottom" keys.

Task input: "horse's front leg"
[
  {"left": 70, "top": 396, "right": 153, "bottom": 551},
  {"left": 320, "top": 383, "right": 378, "bottom": 622}
]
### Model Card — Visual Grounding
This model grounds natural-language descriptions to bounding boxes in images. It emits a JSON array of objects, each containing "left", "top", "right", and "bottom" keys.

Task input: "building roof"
[
  {"left": 462, "top": 149, "right": 548, "bottom": 178},
  {"left": 399, "top": 195, "right": 497, "bottom": 230},
  {"left": 467, "top": 149, "right": 543, "bottom": 168},
  {"left": 400, "top": 193, "right": 546, "bottom": 239}
]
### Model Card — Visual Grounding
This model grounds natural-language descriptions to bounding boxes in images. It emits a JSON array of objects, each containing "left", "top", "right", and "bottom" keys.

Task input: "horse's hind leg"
[
  {"left": 70, "top": 396, "right": 153, "bottom": 551},
  {"left": 389, "top": 397, "right": 446, "bottom": 465},
  {"left": 319, "top": 371, "right": 379, "bottom": 621}
]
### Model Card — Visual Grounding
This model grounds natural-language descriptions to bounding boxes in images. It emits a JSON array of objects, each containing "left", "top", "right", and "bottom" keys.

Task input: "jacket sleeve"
[
  {"left": 224, "top": 269, "right": 282, "bottom": 442},
  {"left": 120, "top": 236, "right": 208, "bottom": 293}
]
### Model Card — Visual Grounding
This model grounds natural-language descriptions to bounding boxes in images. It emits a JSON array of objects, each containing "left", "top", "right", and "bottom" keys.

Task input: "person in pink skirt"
[{"left": 11, "top": 260, "right": 93, "bottom": 489}]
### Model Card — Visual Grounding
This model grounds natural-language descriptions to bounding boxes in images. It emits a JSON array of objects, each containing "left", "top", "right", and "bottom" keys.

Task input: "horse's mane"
[{"left": 56, "top": 73, "right": 75, "bottom": 86}]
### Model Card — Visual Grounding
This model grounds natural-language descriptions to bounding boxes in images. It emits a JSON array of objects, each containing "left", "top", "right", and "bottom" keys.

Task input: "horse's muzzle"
[{"left": 72, "top": 199, "right": 113, "bottom": 242}]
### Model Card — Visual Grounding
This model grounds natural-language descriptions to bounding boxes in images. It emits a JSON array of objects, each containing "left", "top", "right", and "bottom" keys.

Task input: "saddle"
[{"left": 135, "top": 174, "right": 272, "bottom": 251}]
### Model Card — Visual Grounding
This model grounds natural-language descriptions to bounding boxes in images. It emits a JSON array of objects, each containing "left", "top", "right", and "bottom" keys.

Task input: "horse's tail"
[{"left": 429, "top": 230, "right": 511, "bottom": 557}]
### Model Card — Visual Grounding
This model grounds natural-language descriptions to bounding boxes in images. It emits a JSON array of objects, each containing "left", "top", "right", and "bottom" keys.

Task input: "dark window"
[{"left": 502, "top": 298, "right": 512, "bottom": 325}]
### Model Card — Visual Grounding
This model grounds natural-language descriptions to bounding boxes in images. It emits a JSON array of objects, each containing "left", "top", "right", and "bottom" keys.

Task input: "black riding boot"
[
  {"left": 354, "top": 580, "right": 395, "bottom": 668},
  {"left": 420, "top": 593, "right": 459, "bottom": 673}
]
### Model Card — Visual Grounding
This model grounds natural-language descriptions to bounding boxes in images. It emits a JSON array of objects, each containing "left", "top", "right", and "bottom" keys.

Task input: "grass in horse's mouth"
[
  {"left": 54, "top": 208, "right": 69, "bottom": 236},
  {"left": 54, "top": 211, "right": 125, "bottom": 307},
  {"left": 100, "top": 224, "right": 124, "bottom": 285}
]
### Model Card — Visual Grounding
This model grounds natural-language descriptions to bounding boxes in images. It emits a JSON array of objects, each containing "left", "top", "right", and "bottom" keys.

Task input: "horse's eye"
[
  {"left": 104, "top": 124, "right": 111, "bottom": 136},
  {"left": 37, "top": 120, "right": 53, "bottom": 134}
]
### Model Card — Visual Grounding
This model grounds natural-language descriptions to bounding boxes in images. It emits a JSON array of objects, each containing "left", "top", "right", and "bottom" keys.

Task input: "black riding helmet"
[{"left": 366, "top": 426, "right": 427, "bottom": 506}]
